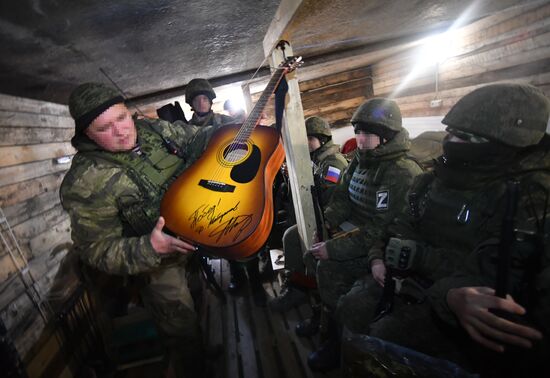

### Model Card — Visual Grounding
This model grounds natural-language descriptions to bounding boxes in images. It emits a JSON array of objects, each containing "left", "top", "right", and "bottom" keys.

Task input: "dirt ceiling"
[{"left": 0, "top": 0, "right": 540, "bottom": 107}]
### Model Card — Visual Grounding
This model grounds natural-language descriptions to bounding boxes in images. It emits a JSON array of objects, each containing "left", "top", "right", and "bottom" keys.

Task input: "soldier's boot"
[
  {"left": 296, "top": 302, "right": 321, "bottom": 337},
  {"left": 246, "top": 258, "right": 267, "bottom": 307},
  {"left": 228, "top": 261, "right": 246, "bottom": 294},
  {"left": 307, "top": 312, "right": 341, "bottom": 372},
  {"left": 268, "top": 271, "right": 308, "bottom": 312}
]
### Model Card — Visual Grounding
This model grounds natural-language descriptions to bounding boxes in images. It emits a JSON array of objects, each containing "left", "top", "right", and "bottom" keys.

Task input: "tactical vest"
[
  {"left": 84, "top": 122, "right": 187, "bottom": 235},
  {"left": 347, "top": 159, "right": 396, "bottom": 225},
  {"left": 408, "top": 172, "right": 507, "bottom": 252}
]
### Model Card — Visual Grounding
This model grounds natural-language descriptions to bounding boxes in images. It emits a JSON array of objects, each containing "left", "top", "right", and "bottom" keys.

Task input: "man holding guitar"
[{"left": 61, "top": 82, "right": 220, "bottom": 377}]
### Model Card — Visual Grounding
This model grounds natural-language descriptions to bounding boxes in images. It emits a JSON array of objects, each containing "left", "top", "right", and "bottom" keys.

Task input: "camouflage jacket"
[
  {"left": 310, "top": 140, "right": 349, "bottom": 207},
  {"left": 374, "top": 148, "right": 550, "bottom": 342},
  {"left": 323, "top": 129, "right": 423, "bottom": 261},
  {"left": 189, "top": 111, "right": 234, "bottom": 127},
  {"left": 60, "top": 117, "right": 216, "bottom": 275},
  {"left": 430, "top": 150, "right": 550, "bottom": 341}
]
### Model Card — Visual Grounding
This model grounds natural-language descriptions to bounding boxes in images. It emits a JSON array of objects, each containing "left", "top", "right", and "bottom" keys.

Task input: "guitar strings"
[{"left": 208, "top": 67, "right": 286, "bottom": 184}]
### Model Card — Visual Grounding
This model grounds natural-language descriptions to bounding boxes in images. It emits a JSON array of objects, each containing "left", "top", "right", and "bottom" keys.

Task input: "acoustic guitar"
[{"left": 161, "top": 56, "right": 303, "bottom": 260}]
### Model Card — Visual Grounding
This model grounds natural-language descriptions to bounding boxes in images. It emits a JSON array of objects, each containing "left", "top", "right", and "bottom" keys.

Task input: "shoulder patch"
[
  {"left": 376, "top": 190, "right": 389, "bottom": 210},
  {"left": 325, "top": 166, "right": 341, "bottom": 183}
]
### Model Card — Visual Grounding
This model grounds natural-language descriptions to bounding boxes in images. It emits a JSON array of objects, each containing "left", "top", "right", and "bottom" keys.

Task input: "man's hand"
[
  {"left": 150, "top": 217, "right": 198, "bottom": 255},
  {"left": 309, "top": 241, "right": 329, "bottom": 260},
  {"left": 371, "top": 259, "right": 386, "bottom": 287},
  {"left": 447, "top": 286, "right": 543, "bottom": 352}
]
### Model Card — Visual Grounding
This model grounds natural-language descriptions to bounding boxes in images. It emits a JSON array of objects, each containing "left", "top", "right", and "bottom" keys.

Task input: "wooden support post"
[
  {"left": 269, "top": 43, "right": 317, "bottom": 250},
  {"left": 241, "top": 83, "right": 253, "bottom": 115}
]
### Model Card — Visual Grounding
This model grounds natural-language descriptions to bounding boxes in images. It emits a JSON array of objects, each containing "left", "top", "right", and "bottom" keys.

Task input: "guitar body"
[{"left": 161, "top": 124, "right": 284, "bottom": 260}]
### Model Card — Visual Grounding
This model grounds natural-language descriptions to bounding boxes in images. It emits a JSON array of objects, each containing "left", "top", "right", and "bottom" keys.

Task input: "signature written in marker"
[{"left": 188, "top": 199, "right": 253, "bottom": 241}]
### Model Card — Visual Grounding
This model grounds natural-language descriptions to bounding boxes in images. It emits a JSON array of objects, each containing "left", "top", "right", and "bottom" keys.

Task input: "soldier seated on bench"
[{"left": 337, "top": 83, "right": 550, "bottom": 377}]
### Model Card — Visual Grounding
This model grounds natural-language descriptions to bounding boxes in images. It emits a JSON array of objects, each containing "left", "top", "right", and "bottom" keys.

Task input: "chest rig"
[
  {"left": 86, "top": 122, "right": 187, "bottom": 236},
  {"left": 408, "top": 172, "right": 508, "bottom": 252}
]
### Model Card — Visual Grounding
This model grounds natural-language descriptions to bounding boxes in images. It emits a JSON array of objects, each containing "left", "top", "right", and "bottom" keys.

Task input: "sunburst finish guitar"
[{"left": 161, "top": 57, "right": 302, "bottom": 259}]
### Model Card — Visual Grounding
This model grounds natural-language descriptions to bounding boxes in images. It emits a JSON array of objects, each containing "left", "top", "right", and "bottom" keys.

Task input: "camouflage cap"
[
  {"left": 351, "top": 98, "right": 403, "bottom": 132},
  {"left": 69, "top": 83, "right": 124, "bottom": 132},
  {"left": 442, "top": 83, "right": 550, "bottom": 147},
  {"left": 185, "top": 78, "right": 216, "bottom": 106},
  {"left": 306, "top": 116, "right": 332, "bottom": 137}
]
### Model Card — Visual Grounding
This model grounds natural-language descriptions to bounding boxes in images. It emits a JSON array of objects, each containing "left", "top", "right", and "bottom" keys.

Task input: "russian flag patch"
[{"left": 325, "top": 166, "right": 341, "bottom": 183}]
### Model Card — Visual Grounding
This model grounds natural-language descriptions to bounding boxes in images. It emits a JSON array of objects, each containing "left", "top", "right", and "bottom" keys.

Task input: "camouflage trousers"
[
  {"left": 339, "top": 275, "right": 550, "bottom": 377},
  {"left": 316, "top": 256, "right": 370, "bottom": 309},
  {"left": 140, "top": 264, "right": 204, "bottom": 378},
  {"left": 337, "top": 275, "right": 475, "bottom": 372},
  {"left": 82, "top": 260, "right": 204, "bottom": 377}
]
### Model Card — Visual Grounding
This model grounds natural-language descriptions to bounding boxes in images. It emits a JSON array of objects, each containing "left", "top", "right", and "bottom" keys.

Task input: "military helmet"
[
  {"left": 305, "top": 116, "right": 332, "bottom": 137},
  {"left": 69, "top": 82, "right": 124, "bottom": 132},
  {"left": 442, "top": 83, "right": 550, "bottom": 147},
  {"left": 351, "top": 98, "right": 402, "bottom": 139},
  {"left": 185, "top": 78, "right": 216, "bottom": 106}
]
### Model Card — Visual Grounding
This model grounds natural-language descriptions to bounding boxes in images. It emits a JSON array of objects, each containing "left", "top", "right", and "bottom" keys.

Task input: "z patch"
[{"left": 376, "top": 190, "right": 389, "bottom": 210}]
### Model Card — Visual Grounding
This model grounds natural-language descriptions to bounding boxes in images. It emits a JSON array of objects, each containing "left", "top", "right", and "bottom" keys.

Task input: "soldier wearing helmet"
[
  {"left": 61, "top": 82, "right": 219, "bottom": 377},
  {"left": 305, "top": 116, "right": 349, "bottom": 205},
  {"left": 300, "top": 99, "right": 423, "bottom": 372},
  {"left": 269, "top": 116, "right": 348, "bottom": 313},
  {"left": 337, "top": 83, "right": 550, "bottom": 377},
  {"left": 185, "top": 78, "right": 234, "bottom": 127}
]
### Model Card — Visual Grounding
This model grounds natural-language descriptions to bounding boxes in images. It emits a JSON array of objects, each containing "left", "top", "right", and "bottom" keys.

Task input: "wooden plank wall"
[
  {"left": 250, "top": 66, "right": 373, "bottom": 128},
  {"left": 300, "top": 66, "right": 373, "bottom": 128},
  {"left": 0, "top": 93, "right": 79, "bottom": 371},
  {"left": 372, "top": 1, "right": 550, "bottom": 117}
]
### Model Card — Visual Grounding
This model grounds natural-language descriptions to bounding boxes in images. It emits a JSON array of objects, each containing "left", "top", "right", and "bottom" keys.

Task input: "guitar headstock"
[{"left": 280, "top": 56, "right": 304, "bottom": 73}]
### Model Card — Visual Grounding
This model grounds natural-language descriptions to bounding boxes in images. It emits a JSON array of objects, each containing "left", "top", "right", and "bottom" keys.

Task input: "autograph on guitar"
[{"left": 161, "top": 56, "right": 303, "bottom": 260}]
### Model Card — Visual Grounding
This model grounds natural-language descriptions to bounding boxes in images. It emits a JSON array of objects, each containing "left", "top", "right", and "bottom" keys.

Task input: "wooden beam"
[
  {"left": 270, "top": 43, "right": 316, "bottom": 251},
  {"left": 0, "top": 142, "right": 75, "bottom": 168},
  {"left": 241, "top": 83, "right": 253, "bottom": 114},
  {"left": 262, "top": 0, "right": 303, "bottom": 56},
  {"left": 0, "top": 160, "right": 69, "bottom": 189},
  {"left": 0, "top": 110, "right": 73, "bottom": 128},
  {"left": 0, "top": 126, "right": 74, "bottom": 146},
  {"left": 0, "top": 94, "right": 69, "bottom": 116}
]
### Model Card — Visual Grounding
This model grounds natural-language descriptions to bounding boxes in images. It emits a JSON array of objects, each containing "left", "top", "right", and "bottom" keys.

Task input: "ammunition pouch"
[{"left": 385, "top": 237, "right": 423, "bottom": 275}]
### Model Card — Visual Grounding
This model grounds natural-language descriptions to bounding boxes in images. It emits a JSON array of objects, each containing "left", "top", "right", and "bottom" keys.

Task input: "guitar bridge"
[{"left": 199, "top": 179, "right": 236, "bottom": 193}]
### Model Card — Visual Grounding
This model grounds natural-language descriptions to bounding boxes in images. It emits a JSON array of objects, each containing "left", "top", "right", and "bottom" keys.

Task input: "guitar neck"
[{"left": 237, "top": 67, "right": 286, "bottom": 142}]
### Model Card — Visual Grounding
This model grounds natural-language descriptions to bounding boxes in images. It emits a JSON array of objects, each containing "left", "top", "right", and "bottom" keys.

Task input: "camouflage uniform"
[
  {"left": 283, "top": 117, "right": 349, "bottom": 277},
  {"left": 338, "top": 83, "right": 550, "bottom": 377},
  {"left": 305, "top": 100, "right": 423, "bottom": 372},
  {"left": 61, "top": 83, "right": 216, "bottom": 377},
  {"left": 269, "top": 117, "right": 348, "bottom": 312},
  {"left": 185, "top": 77, "right": 234, "bottom": 127},
  {"left": 317, "top": 127, "right": 422, "bottom": 309}
]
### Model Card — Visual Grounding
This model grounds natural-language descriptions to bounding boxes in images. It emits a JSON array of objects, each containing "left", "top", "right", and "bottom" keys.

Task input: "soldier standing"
[
  {"left": 338, "top": 83, "right": 550, "bottom": 377},
  {"left": 307, "top": 99, "right": 423, "bottom": 371},
  {"left": 61, "top": 83, "right": 217, "bottom": 377},
  {"left": 268, "top": 116, "right": 348, "bottom": 313},
  {"left": 185, "top": 78, "right": 234, "bottom": 127}
]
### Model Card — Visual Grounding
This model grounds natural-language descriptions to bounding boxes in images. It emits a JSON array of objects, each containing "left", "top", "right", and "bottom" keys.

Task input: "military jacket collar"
[
  {"left": 356, "top": 128, "right": 411, "bottom": 168},
  {"left": 311, "top": 140, "right": 341, "bottom": 164}
]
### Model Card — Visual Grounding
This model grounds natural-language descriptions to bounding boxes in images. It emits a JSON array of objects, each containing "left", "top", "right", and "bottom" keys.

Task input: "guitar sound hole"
[{"left": 224, "top": 143, "right": 248, "bottom": 163}]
